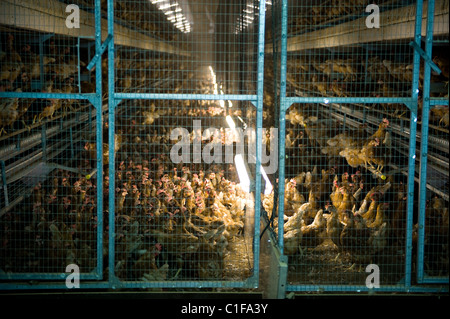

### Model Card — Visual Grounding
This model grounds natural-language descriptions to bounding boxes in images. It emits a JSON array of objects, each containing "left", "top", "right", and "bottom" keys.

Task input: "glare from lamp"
[
  {"left": 235, "top": 154, "right": 250, "bottom": 193},
  {"left": 226, "top": 115, "right": 236, "bottom": 129},
  {"left": 260, "top": 166, "right": 273, "bottom": 195}
]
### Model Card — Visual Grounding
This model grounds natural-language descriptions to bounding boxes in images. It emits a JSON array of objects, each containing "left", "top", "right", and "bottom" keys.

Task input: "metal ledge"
[{"left": 0, "top": 0, "right": 191, "bottom": 56}]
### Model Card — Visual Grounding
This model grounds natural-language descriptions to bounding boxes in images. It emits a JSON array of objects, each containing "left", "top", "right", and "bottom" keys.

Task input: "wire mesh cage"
[
  {"left": 0, "top": 0, "right": 104, "bottom": 284},
  {"left": 111, "top": 98, "right": 258, "bottom": 284},
  {"left": 0, "top": 0, "right": 447, "bottom": 295},
  {"left": 106, "top": 0, "right": 268, "bottom": 288},
  {"left": 415, "top": 0, "right": 449, "bottom": 284},
  {"left": 111, "top": 0, "right": 263, "bottom": 96},
  {"left": 269, "top": 103, "right": 411, "bottom": 288},
  {"left": 282, "top": 0, "right": 425, "bottom": 99},
  {"left": 266, "top": 0, "right": 448, "bottom": 293}
]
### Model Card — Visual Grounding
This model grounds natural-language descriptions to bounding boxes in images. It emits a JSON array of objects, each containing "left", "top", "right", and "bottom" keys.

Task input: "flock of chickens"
[
  {"left": 1, "top": 49, "right": 253, "bottom": 281},
  {"left": 0, "top": 33, "right": 94, "bottom": 137},
  {"left": 1, "top": 0, "right": 449, "bottom": 285},
  {"left": 262, "top": 109, "right": 448, "bottom": 276},
  {"left": 283, "top": 53, "right": 449, "bottom": 127}
]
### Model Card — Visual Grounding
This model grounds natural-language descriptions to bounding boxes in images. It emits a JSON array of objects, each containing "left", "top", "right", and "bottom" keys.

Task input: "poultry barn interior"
[{"left": 0, "top": 0, "right": 448, "bottom": 299}]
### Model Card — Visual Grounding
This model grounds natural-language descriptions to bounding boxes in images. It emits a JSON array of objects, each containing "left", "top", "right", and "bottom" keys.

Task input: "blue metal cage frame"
[
  {"left": 0, "top": 0, "right": 105, "bottom": 288},
  {"left": 0, "top": 0, "right": 447, "bottom": 295},
  {"left": 271, "top": 0, "right": 448, "bottom": 294}
]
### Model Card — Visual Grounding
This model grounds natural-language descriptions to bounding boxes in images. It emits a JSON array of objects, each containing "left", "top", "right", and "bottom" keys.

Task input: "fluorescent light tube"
[{"left": 235, "top": 154, "right": 250, "bottom": 193}]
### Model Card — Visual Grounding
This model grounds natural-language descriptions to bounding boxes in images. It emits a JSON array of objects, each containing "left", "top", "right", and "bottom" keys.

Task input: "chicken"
[
  {"left": 306, "top": 167, "right": 335, "bottom": 205},
  {"left": 325, "top": 119, "right": 391, "bottom": 174},
  {"left": 140, "top": 102, "right": 164, "bottom": 125},
  {"left": 49, "top": 223, "right": 77, "bottom": 267},
  {"left": 326, "top": 205, "right": 343, "bottom": 251},
  {"left": 334, "top": 186, "right": 356, "bottom": 223},
  {"left": 340, "top": 210, "right": 389, "bottom": 265},
  {"left": 339, "top": 211, "right": 371, "bottom": 263},
  {"left": 281, "top": 203, "right": 307, "bottom": 255},
  {"left": 85, "top": 133, "right": 123, "bottom": 166},
  {"left": 283, "top": 228, "right": 303, "bottom": 256},
  {"left": 300, "top": 209, "right": 327, "bottom": 252},
  {"left": 358, "top": 192, "right": 381, "bottom": 223},
  {"left": 383, "top": 59, "right": 423, "bottom": 86},
  {"left": 432, "top": 55, "right": 449, "bottom": 79},
  {"left": 0, "top": 34, "right": 23, "bottom": 84},
  {"left": 20, "top": 45, "right": 56, "bottom": 79},
  {"left": 284, "top": 178, "right": 305, "bottom": 217},
  {"left": 311, "top": 75, "right": 328, "bottom": 95},
  {"left": 367, "top": 202, "right": 388, "bottom": 229},
  {"left": 0, "top": 89, "right": 21, "bottom": 136},
  {"left": 356, "top": 182, "right": 391, "bottom": 216},
  {"left": 37, "top": 99, "right": 58, "bottom": 123},
  {"left": 431, "top": 105, "right": 449, "bottom": 128}
]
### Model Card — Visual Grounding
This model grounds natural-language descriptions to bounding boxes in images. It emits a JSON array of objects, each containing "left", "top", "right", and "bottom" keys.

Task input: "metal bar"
[
  {"left": 113, "top": 93, "right": 258, "bottom": 101},
  {"left": 417, "top": 0, "right": 448, "bottom": 285},
  {"left": 107, "top": 0, "right": 116, "bottom": 288},
  {"left": 277, "top": 0, "right": 288, "bottom": 252},
  {"left": 0, "top": 161, "right": 8, "bottom": 207},
  {"left": 91, "top": 0, "right": 104, "bottom": 282},
  {"left": 250, "top": 0, "right": 267, "bottom": 288},
  {"left": 0, "top": 92, "right": 96, "bottom": 99},
  {"left": 404, "top": 0, "right": 424, "bottom": 290},
  {"left": 285, "top": 284, "right": 448, "bottom": 293},
  {"left": 285, "top": 97, "right": 416, "bottom": 105},
  {"left": 409, "top": 41, "right": 441, "bottom": 74},
  {"left": 86, "top": 34, "right": 113, "bottom": 71}
]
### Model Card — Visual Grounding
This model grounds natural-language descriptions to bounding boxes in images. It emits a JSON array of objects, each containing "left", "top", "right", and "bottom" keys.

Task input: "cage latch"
[
  {"left": 86, "top": 34, "right": 113, "bottom": 71},
  {"left": 409, "top": 41, "right": 441, "bottom": 75}
]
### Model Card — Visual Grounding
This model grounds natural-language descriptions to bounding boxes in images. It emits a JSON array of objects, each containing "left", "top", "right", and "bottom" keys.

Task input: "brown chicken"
[
  {"left": 20, "top": 45, "right": 55, "bottom": 79},
  {"left": 0, "top": 34, "right": 23, "bottom": 84},
  {"left": 325, "top": 119, "right": 390, "bottom": 173},
  {"left": 326, "top": 205, "right": 343, "bottom": 251},
  {"left": 282, "top": 203, "right": 306, "bottom": 255},
  {"left": 0, "top": 89, "right": 20, "bottom": 135},
  {"left": 340, "top": 211, "right": 389, "bottom": 265},
  {"left": 356, "top": 182, "right": 391, "bottom": 216}
]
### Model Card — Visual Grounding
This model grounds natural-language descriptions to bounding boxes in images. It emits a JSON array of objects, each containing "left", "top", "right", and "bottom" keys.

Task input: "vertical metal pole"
[
  {"left": 94, "top": 0, "right": 104, "bottom": 280},
  {"left": 69, "top": 127, "right": 74, "bottom": 159},
  {"left": 107, "top": 0, "right": 116, "bottom": 287},
  {"left": 405, "top": 0, "right": 424, "bottom": 290},
  {"left": 39, "top": 35, "right": 45, "bottom": 90},
  {"left": 277, "top": 0, "right": 288, "bottom": 253},
  {"left": 0, "top": 161, "right": 8, "bottom": 207},
  {"left": 41, "top": 124, "right": 47, "bottom": 162},
  {"left": 252, "top": 0, "right": 266, "bottom": 287},
  {"left": 77, "top": 37, "right": 81, "bottom": 94},
  {"left": 417, "top": 0, "right": 435, "bottom": 284}
]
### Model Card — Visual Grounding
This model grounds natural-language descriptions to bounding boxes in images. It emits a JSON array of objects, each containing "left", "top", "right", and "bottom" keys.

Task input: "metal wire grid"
[
  {"left": 112, "top": 0, "right": 262, "bottom": 96},
  {"left": 415, "top": 0, "right": 449, "bottom": 284},
  {"left": 0, "top": 100, "right": 101, "bottom": 277},
  {"left": 0, "top": 0, "right": 104, "bottom": 283},
  {"left": 266, "top": 0, "right": 448, "bottom": 293},
  {"left": 284, "top": 0, "right": 419, "bottom": 99},
  {"left": 111, "top": 97, "right": 257, "bottom": 283},
  {"left": 106, "top": 0, "right": 267, "bottom": 288},
  {"left": 271, "top": 103, "right": 411, "bottom": 287}
]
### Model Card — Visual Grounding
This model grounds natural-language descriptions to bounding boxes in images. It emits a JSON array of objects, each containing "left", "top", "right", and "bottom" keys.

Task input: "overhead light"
[{"left": 151, "top": 0, "right": 167, "bottom": 4}]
